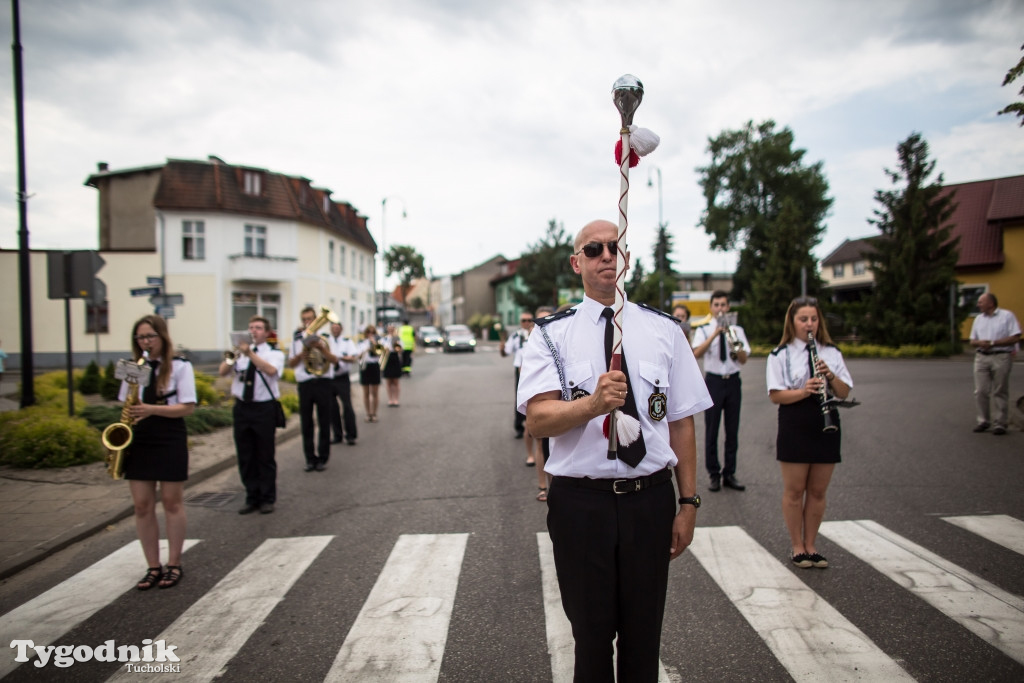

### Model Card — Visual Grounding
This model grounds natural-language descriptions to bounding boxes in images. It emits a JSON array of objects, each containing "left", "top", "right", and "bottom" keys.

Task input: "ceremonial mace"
[{"left": 605, "top": 74, "right": 656, "bottom": 458}]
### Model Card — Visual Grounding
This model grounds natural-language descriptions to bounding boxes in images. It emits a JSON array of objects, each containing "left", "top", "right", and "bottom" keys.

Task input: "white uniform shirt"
[
  {"left": 969, "top": 308, "right": 1021, "bottom": 353},
  {"left": 504, "top": 329, "right": 530, "bottom": 368},
  {"left": 119, "top": 357, "right": 197, "bottom": 405},
  {"left": 230, "top": 344, "right": 285, "bottom": 401},
  {"left": 328, "top": 335, "right": 359, "bottom": 375},
  {"left": 691, "top": 321, "right": 751, "bottom": 376},
  {"left": 291, "top": 331, "right": 334, "bottom": 382},
  {"left": 517, "top": 295, "right": 712, "bottom": 478},
  {"left": 765, "top": 339, "right": 853, "bottom": 393}
]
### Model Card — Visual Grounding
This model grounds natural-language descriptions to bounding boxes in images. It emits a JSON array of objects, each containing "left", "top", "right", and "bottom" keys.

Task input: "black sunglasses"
[
  {"left": 576, "top": 240, "right": 618, "bottom": 258},
  {"left": 791, "top": 296, "right": 818, "bottom": 306}
]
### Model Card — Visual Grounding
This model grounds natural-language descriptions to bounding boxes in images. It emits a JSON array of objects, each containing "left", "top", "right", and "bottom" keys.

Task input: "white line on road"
[
  {"left": 105, "top": 535, "right": 332, "bottom": 682},
  {"left": 943, "top": 514, "right": 1024, "bottom": 556},
  {"left": 0, "top": 539, "right": 200, "bottom": 679},
  {"left": 326, "top": 533, "right": 469, "bottom": 682},
  {"left": 690, "top": 525, "right": 913, "bottom": 682},
  {"left": 821, "top": 519, "right": 1024, "bottom": 665}
]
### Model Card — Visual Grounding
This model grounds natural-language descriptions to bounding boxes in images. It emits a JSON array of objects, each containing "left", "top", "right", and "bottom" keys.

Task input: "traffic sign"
[
  {"left": 147, "top": 276, "right": 164, "bottom": 286},
  {"left": 156, "top": 306, "right": 175, "bottom": 319},
  {"left": 130, "top": 286, "right": 161, "bottom": 297},
  {"left": 149, "top": 293, "right": 184, "bottom": 307}
]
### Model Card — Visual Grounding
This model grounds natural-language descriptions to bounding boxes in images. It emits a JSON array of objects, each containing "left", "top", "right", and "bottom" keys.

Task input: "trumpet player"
[
  {"left": 289, "top": 306, "right": 338, "bottom": 472},
  {"left": 691, "top": 290, "right": 750, "bottom": 493},
  {"left": 219, "top": 316, "right": 285, "bottom": 514},
  {"left": 121, "top": 315, "right": 196, "bottom": 591}
]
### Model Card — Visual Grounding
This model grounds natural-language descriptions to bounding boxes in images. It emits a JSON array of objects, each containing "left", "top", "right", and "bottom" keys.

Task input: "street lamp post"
[
  {"left": 647, "top": 166, "right": 667, "bottom": 309},
  {"left": 379, "top": 196, "right": 406, "bottom": 324}
]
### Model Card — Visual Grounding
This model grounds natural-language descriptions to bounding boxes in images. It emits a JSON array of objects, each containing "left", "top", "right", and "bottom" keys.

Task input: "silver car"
[{"left": 442, "top": 324, "right": 477, "bottom": 352}]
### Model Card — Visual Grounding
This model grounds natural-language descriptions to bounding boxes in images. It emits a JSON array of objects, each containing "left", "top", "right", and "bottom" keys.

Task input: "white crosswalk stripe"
[
  {"left": 820, "top": 519, "right": 1024, "bottom": 666},
  {"left": 327, "top": 533, "right": 469, "bottom": 682},
  {"left": 2, "top": 517, "right": 1022, "bottom": 680},
  {"left": 106, "top": 535, "right": 333, "bottom": 682},
  {"left": 0, "top": 539, "right": 200, "bottom": 680},
  {"left": 689, "top": 526, "right": 914, "bottom": 681}
]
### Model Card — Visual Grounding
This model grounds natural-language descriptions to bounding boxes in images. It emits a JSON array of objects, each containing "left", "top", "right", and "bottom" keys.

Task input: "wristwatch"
[{"left": 678, "top": 495, "right": 701, "bottom": 509}]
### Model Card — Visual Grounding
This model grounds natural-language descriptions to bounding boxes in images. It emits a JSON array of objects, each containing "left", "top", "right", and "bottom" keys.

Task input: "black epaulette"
[
  {"left": 769, "top": 346, "right": 785, "bottom": 356},
  {"left": 638, "top": 302, "right": 681, "bottom": 322},
  {"left": 535, "top": 308, "right": 576, "bottom": 326},
  {"left": 174, "top": 355, "right": 191, "bottom": 363}
]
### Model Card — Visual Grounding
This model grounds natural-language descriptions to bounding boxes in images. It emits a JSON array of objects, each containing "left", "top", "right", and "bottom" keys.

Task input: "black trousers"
[
  {"left": 330, "top": 372, "right": 358, "bottom": 442},
  {"left": 514, "top": 367, "right": 525, "bottom": 435},
  {"left": 298, "top": 378, "right": 333, "bottom": 465},
  {"left": 233, "top": 400, "right": 277, "bottom": 505},
  {"left": 547, "top": 477, "right": 675, "bottom": 682},
  {"left": 704, "top": 373, "right": 742, "bottom": 477},
  {"left": 402, "top": 349, "right": 413, "bottom": 373}
]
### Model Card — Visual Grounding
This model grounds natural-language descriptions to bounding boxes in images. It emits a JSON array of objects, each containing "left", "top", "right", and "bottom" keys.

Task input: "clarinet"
[{"left": 806, "top": 332, "right": 838, "bottom": 433}]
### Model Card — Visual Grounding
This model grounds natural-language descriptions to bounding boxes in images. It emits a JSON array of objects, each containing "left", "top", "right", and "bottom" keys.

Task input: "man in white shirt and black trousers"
[
  {"left": 691, "top": 290, "right": 751, "bottom": 493},
  {"left": 518, "top": 219, "right": 712, "bottom": 682},
  {"left": 328, "top": 321, "right": 359, "bottom": 446},
  {"left": 289, "top": 306, "right": 339, "bottom": 472},
  {"left": 220, "top": 316, "right": 286, "bottom": 514}
]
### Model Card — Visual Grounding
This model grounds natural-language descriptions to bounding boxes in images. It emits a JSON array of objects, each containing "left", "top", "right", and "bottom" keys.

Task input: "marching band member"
[
  {"left": 358, "top": 325, "right": 383, "bottom": 423},
  {"left": 328, "top": 321, "right": 359, "bottom": 445},
  {"left": 288, "top": 306, "right": 337, "bottom": 472},
  {"left": 121, "top": 315, "right": 195, "bottom": 590}
]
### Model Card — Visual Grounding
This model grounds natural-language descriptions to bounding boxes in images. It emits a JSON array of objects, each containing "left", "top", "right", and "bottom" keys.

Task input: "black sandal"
[
  {"left": 158, "top": 565, "right": 184, "bottom": 589},
  {"left": 137, "top": 566, "right": 162, "bottom": 591}
]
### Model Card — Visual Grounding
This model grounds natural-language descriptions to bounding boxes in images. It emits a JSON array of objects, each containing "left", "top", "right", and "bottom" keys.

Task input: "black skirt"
[
  {"left": 382, "top": 351, "right": 403, "bottom": 379},
  {"left": 776, "top": 396, "right": 841, "bottom": 464},
  {"left": 124, "top": 415, "right": 189, "bottom": 481},
  {"left": 360, "top": 362, "right": 381, "bottom": 386}
]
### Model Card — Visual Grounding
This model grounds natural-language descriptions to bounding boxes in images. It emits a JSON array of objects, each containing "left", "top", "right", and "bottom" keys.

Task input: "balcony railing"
[{"left": 227, "top": 253, "right": 298, "bottom": 282}]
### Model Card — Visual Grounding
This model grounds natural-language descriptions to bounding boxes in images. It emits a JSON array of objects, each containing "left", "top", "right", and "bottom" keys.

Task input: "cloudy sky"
[{"left": 1, "top": 0, "right": 1022, "bottom": 282}]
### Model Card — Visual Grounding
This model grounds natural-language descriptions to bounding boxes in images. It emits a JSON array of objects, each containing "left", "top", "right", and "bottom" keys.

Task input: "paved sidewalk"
[{"left": 0, "top": 417, "right": 299, "bottom": 580}]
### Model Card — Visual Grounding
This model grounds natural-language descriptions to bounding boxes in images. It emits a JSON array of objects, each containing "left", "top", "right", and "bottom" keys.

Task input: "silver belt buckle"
[{"left": 613, "top": 479, "right": 641, "bottom": 494}]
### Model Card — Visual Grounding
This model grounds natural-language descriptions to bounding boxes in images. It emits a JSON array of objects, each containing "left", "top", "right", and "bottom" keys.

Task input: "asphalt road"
[{"left": 1, "top": 346, "right": 1022, "bottom": 682}]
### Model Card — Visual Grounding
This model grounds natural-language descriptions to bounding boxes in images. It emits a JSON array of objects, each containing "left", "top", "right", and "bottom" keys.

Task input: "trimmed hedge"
[{"left": 0, "top": 407, "right": 105, "bottom": 468}]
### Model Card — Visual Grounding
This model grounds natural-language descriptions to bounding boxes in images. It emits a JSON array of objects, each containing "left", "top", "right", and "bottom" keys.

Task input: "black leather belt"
[
  {"left": 706, "top": 371, "right": 739, "bottom": 380},
  {"left": 552, "top": 467, "right": 673, "bottom": 494},
  {"left": 977, "top": 350, "right": 1011, "bottom": 355}
]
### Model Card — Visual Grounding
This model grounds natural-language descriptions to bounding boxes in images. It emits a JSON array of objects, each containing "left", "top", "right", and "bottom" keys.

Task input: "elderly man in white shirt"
[{"left": 969, "top": 292, "right": 1021, "bottom": 435}]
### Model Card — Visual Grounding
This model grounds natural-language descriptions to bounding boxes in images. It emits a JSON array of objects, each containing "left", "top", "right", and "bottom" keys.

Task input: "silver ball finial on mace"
[{"left": 612, "top": 74, "right": 644, "bottom": 128}]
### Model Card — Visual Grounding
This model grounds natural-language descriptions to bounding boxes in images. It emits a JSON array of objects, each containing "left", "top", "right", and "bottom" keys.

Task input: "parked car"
[
  {"left": 419, "top": 325, "right": 444, "bottom": 347},
  {"left": 442, "top": 324, "right": 477, "bottom": 353}
]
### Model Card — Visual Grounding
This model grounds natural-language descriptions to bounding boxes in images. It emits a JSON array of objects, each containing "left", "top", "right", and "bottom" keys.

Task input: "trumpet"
[
  {"left": 100, "top": 357, "right": 150, "bottom": 479},
  {"left": 302, "top": 306, "right": 339, "bottom": 376},
  {"left": 223, "top": 333, "right": 254, "bottom": 366},
  {"left": 717, "top": 312, "right": 745, "bottom": 360},
  {"left": 806, "top": 332, "right": 838, "bottom": 433}
]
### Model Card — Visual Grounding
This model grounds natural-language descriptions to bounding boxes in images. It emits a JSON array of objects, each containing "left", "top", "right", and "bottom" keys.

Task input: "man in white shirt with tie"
[{"left": 328, "top": 322, "right": 359, "bottom": 445}]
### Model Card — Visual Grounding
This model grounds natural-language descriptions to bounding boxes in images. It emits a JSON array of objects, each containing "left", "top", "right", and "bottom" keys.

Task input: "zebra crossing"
[{"left": 2, "top": 516, "right": 1022, "bottom": 681}]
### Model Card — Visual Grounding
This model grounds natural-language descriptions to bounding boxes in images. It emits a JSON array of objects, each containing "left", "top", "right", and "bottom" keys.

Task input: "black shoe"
[
  {"left": 514, "top": 431, "right": 524, "bottom": 439},
  {"left": 723, "top": 475, "right": 746, "bottom": 491},
  {"left": 791, "top": 553, "right": 813, "bottom": 568},
  {"left": 808, "top": 552, "right": 829, "bottom": 568},
  {"left": 347, "top": 439, "right": 357, "bottom": 445},
  {"left": 973, "top": 422, "right": 990, "bottom": 432},
  {"left": 315, "top": 462, "right": 326, "bottom": 471},
  {"left": 330, "top": 438, "right": 344, "bottom": 444},
  {"left": 238, "top": 504, "right": 258, "bottom": 515},
  {"left": 259, "top": 503, "right": 274, "bottom": 514},
  {"left": 993, "top": 426, "right": 1007, "bottom": 435},
  {"left": 708, "top": 476, "right": 721, "bottom": 492},
  {"left": 304, "top": 463, "right": 316, "bottom": 472}
]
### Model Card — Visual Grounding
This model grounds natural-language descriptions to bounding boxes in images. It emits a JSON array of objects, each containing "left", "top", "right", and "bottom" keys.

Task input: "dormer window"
[
  {"left": 243, "top": 171, "right": 262, "bottom": 196},
  {"left": 323, "top": 195, "right": 330, "bottom": 213}
]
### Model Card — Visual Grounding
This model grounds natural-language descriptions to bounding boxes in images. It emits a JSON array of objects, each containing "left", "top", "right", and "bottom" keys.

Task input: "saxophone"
[{"left": 101, "top": 358, "right": 149, "bottom": 479}]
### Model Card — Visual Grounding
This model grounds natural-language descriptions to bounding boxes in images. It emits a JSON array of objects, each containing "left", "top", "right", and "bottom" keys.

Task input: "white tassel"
[
  {"left": 615, "top": 410, "right": 642, "bottom": 446},
  {"left": 628, "top": 125, "right": 660, "bottom": 157}
]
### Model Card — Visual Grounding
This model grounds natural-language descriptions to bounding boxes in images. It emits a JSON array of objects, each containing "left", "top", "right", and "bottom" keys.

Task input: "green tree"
[
  {"left": 625, "top": 256, "right": 646, "bottom": 301},
  {"left": 866, "top": 133, "right": 962, "bottom": 346},
  {"left": 998, "top": 43, "right": 1024, "bottom": 126},
  {"left": 514, "top": 219, "right": 577, "bottom": 311},
  {"left": 385, "top": 245, "right": 426, "bottom": 305},
  {"left": 697, "top": 120, "right": 831, "bottom": 334}
]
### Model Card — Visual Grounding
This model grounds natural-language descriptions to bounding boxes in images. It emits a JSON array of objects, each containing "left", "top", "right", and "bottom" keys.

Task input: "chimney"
[{"left": 97, "top": 162, "right": 109, "bottom": 172}]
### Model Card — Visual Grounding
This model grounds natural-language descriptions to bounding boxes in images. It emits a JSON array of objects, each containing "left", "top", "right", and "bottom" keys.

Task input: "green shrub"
[
  {"left": 101, "top": 361, "right": 121, "bottom": 400},
  {"left": 184, "top": 406, "right": 234, "bottom": 434},
  {"left": 78, "top": 361, "right": 102, "bottom": 394},
  {"left": 79, "top": 404, "right": 123, "bottom": 431},
  {"left": 193, "top": 372, "right": 223, "bottom": 406},
  {"left": 279, "top": 393, "right": 299, "bottom": 417},
  {"left": 281, "top": 368, "right": 296, "bottom": 384},
  {"left": 0, "top": 407, "right": 105, "bottom": 468}
]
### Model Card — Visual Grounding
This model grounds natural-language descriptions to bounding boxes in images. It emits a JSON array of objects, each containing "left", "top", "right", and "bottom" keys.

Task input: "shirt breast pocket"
[
  {"left": 563, "top": 361, "right": 595, "bottom": 400},
  {"left": 638, "top": 360, "right": 670, "bottom": 394}
]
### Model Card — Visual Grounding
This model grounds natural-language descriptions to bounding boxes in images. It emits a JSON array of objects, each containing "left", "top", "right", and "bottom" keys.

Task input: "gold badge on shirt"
[{"left": 649, "top": 378, "right": 667, "bottom": 421}]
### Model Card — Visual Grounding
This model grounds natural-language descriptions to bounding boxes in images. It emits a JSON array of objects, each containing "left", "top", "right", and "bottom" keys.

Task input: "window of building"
[
  {"left": 323, "top": 195, "right": 331, "bottom": 214},
  {"left": 328, "top": 240, "right": 335, "bottom": 272},
  {"left": 183, "top": 220, "right": 205, "bottom": 261},
  {"left": 832, "top": 263, "right": 845, "bottom": 278},
  {"left": 232, "top": 291, "right": 280, "bottom": 334},
  {"left": 352, "top": 252, "right": 358, "bottom": 281},
  {"left": 359, "top": 254, "right": 365, "bottom": 281},
  {"left": 244, "top": 224, "right": 267, "bottom": 257},
  {"left": 85, "top": 302, "right": 109, "bottom": 334},
  {"left": 853, "top": 260, "right": 866, "bottom": 276},
  {"left": 340, "top": 245, "right": 347, "bottom": 275},
  {"left": 243, "top": 171, "right": 262, "bottom": 196}
]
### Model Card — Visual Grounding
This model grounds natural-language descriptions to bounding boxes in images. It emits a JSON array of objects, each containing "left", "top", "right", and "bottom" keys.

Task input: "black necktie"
[
  {"left": 602, "top": 308, "right": 646, "bottom": 467},
  {"left": 143, "top": 360, "right": 159, "bottom": 404},
  {"left": 719, "top": 326, "right": 727, "bottom": 361},
  {"left": 242, "top": 348, "right": 257, "bottom": 402}
]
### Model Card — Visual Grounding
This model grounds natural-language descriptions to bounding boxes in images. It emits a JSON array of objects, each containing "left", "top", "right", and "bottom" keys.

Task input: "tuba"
[
  {"left": 690, "top": 312, "right": 714, "bottom": 329},
  {"left": 101, "top": 357, "right": 150, "bottom": 479},
  {"left": 302, "top": 306, "right": 339, "bottom": 376}
]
